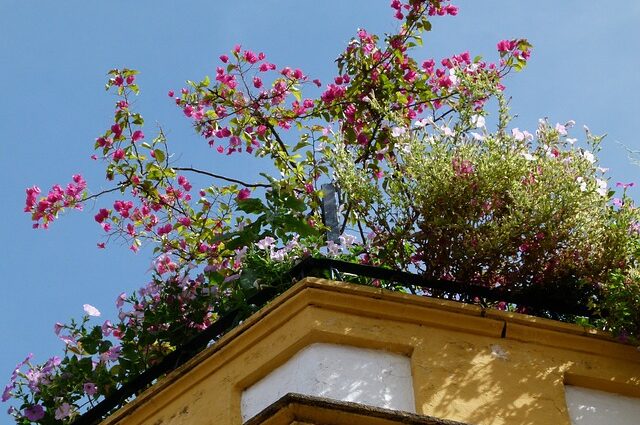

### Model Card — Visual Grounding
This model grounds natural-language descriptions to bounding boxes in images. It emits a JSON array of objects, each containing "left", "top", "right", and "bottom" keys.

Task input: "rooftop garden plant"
[{"left": 5, "top": 0, "right": 640, "bottom": 423}]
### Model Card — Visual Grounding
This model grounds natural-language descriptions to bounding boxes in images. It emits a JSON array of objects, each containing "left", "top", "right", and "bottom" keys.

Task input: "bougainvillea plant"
[{"left": 6, "top": 0, "right": 640, "bottom": 423}]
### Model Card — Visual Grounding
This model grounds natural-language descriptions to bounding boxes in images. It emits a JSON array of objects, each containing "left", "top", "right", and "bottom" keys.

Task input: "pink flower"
[
  {"left": 126, "top": 75, "right": 135, "bottom": 85},
  {"left": 237, "top": 188, "right": 251, "bottom": 200},
  {"left": 113, "top": 76, "right": 124, "bottom": 86},
  {"left": 244, "top": 50, "right": 259, "bottom": 64},
  {"left": 616, "top": 182, "right": 635, "bottom": 189},
  {"left": 53, "top": 322, "right": 64, "bottom": 335},
  {"left": 83, "top": 304, "right": 101, "bottom": 317},
  {"left": 112, "top": 149, "right": 125, "bottom": 162},
  {"left": 157, "top": 223, "right": 173, "bottom": 236},
  {"left": 131, "top": 130, "right": 144, "bottom": 142},
  {"left": 83, "top": 382, "right": 98, "bottom": 396},
  {"left": 94, "top": 208, "right": 109, "bottom": 223},
  {"left": 220, "top": 54, "right": 229, "bottom": 63},
  {"left": 116, "top": 292, "right": 127, "bottom": 308},
  {"left": 497, "top": 39, "right": 517, "bottom": 53},
  {"left": 55, "top": 403, "right": 72, "bottom": 420},
  {"left": 111, "top": 124, "right": 123, "bottom": 138},
  {"left": 253, "top": 76, "right": 263, "bottom": 89},
  {"left": 168, "top": 90, "right": 174, "bottom": 97}
]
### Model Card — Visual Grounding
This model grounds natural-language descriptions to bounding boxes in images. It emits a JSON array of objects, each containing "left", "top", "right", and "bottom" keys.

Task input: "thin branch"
[
  {"left": 173, "top": 167, "right": 271, "bottom": 188},
  {"left": 83, "top": 184, "right": 128, "bottom": 202}
]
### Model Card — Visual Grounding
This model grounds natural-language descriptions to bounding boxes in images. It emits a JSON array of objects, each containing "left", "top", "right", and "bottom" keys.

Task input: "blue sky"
[{"left": 1, "top": 1, "right": 639, "bottom": 422}]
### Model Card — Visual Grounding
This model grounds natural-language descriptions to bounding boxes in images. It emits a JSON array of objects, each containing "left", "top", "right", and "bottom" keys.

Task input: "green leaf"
[
  {"left": 153, "top": 149, "right": 166, "bottom": 163},
  {"left": 237, "top": 198, "right": 265, "bottom": 214}
]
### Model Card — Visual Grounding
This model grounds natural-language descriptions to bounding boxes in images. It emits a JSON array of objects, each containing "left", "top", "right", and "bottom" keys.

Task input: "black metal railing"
[{"left": 74, "top": 257, "right": 594, "bottom": 424}]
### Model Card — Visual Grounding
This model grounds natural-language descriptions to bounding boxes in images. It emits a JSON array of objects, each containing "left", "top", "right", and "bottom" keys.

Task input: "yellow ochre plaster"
[{"left": 101, "top": 277, "right": 640, "bottom": 425}]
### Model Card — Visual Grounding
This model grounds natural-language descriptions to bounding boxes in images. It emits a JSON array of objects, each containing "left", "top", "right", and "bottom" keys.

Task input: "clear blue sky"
[{"left": 1, "top": 1, "right": 639, "bottom": 422}]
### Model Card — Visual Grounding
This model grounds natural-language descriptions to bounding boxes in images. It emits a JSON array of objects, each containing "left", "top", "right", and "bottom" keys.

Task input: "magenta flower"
[
  {"left": 112, "top": 149, "right": 125, "bottom": 162},
  {"left": 131, "top": 130, "right": 144, "bottom": 142},
  {"left": 53, "top": 322, "right": 64, "bottom": 335},
  {"left": 111, "top": 123, "right": 122, "bottom": 138},
  {"left": 616, "top": 182, "right": 635, "bottom": 189},
  {"left": 237, "top": 188, "right": 251, "bottom": 200}
]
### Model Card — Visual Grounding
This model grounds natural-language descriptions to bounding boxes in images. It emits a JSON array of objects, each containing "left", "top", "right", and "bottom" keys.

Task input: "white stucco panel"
[
  {"left": 565, "top": 385, "right": 640, "bottom": 425},
  {"left": 241, "top": 343, "right": 415, "bottom": 422}
]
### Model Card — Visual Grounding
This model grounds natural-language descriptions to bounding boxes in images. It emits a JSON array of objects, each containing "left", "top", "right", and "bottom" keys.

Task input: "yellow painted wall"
[{"left": 102, "top": 278, "right": 640, "bottom": 425}]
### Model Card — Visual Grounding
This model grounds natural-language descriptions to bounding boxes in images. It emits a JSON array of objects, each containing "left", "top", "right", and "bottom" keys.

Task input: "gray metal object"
[{"left": 321, "top": 183, "right": 340, "bottom": 243}]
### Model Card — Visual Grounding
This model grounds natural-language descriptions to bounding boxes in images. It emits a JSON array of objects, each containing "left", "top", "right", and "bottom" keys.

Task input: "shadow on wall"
[{"left": 414, "top": 336, "right": 572, "bottom": 425}]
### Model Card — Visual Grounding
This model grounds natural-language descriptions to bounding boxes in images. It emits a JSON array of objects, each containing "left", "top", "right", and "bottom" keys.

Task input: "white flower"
[
  {"left": 582, "top": 150, "right": 596, "bottom": 164},
  {"left": 555, "top": 123, "right": 567, "bottom": 136},
  {"left": 522, "top": 152, "right": 535, "bottom": 161},
  {"left": 339, "top": 234, "right": 357, "bottom": 248},
  {"left": 234, "top": 246, "right": 248, "bottom": 264},
  {"left": 566, "top": 138, "right": 577, "bottom": 144},
  {"left": 376, "top": 146, "right": 389, "bottom": 156},
  {"left": 512, "top": 128, "right": 525, "bottom": 141},
  {"left": 470, "top": 132, "right": 485, "bottom": 141},
  {"left": 83, "top": 304, "right": 101, "bottom": 317},
  {"left": 326, "top": 241, "right": 341, "bottom": 256},
  {"left": 414, "top": 118, "right": 429, "bottom": 128},
  {"left": 576, "top": 177, "right": 587, "bottom": 192},
  {"left": 391, "top": 126, "right": 407, "bottom": 138},
  {"left": 441, "top": 126, "right": 455, "bottom": 137},
  {"left": 598, "top": 167, "right": 609, "bottom": 174},
  {"left": 596, "top": 178, "right": 608, "bottom": 196},
  {"left": 256, "top": 236, "right": 276, "bottom": 250},
  {"left": 471, "top": 115, "right": 485, "bottom": 129},
  {"left": 270, "top": 249, "right": 287, "bottom": 262},
  {"left": 448, "top": 67, "right": 459, "bottom": 85}
]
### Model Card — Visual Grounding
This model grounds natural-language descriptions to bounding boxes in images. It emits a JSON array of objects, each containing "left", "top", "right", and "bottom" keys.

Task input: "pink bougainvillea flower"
[
  {"left": 82, "top": 304, "right": 101, "bottom": 317},
  {"left": 111, "top": 124, "right": 122, "bottom": 138},
  {"left": 112, "top": 149, "right": 125, "bottom": 162},
  {"left": 131, "top": 130, "right": 144, "bottom": 142},
  {"left": 236, "top": 188, "right": 251, "bottom": 200}
]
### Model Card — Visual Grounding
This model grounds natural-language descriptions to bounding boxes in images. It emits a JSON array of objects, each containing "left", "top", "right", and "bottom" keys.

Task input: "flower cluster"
[
  {"left": 10, "top": 0, "right": 640, "bottom": 423},
  {"left": 25, "top": 175, "right": 87, "bottom": 229}
]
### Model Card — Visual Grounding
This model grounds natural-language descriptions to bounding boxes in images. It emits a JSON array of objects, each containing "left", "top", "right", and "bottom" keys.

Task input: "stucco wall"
[
  {"left": 241, "top": 343, "right": 415, "bottom": 421},
  {"left": 102, "top": 278, "right": 640, "bottom": 425}
]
